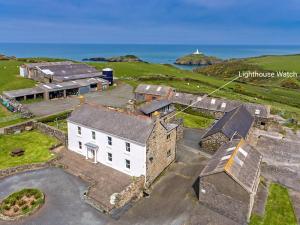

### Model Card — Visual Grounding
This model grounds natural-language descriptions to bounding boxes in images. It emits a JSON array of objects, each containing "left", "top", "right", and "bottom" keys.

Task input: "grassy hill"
[
  {"left": 246, "top": 54, "right": 300, "bottom": 73},
  {"left": 175, "top": 53, "right": 222, "bottom": 65}
]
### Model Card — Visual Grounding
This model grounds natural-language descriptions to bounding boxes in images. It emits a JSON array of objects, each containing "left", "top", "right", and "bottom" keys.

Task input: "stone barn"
[
  {"left": 199, "top": 139, "right": 262, "bottom": 224},
  {"left": 200, "top": 105, "right": 254, "bottom": 153},
  {"left": 134, "top": 84, "right": 174, "bottom": 102}
]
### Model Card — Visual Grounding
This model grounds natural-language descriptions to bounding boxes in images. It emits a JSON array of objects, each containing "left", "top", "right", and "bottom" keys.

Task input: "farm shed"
[
  {"left": 199, "top": 139, "right": 262, "bottom": 224},
  {"left": 135, "top": 84, "right": 175, "bottom": 102},
  {"left": 200, "top": 105, "right": 254, "bottom": 152}
]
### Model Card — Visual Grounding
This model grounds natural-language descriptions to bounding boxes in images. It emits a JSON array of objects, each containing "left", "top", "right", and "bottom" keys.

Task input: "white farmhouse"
[{"left": 67, "top": 103, "right": 178, "bottom": 186}]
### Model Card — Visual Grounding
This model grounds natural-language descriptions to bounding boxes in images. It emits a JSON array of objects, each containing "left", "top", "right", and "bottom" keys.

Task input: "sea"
[{"left": 1, "top": 43, "right": 300, "bottom": 66}]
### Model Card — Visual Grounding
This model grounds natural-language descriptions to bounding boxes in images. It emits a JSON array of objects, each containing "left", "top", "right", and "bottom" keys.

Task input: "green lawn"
[
  {"left": 46, "top": 119, "right": 68, "bottom": 133},
  {"left": 0, "top": 105, "right": 28, "bottom": 128},
  {"left": 249, "top": 183, "right": 297, "bottom": 225},
  {"left": 0, "top": 130, "right": 59, "bottom": 169},
  {"left": 176, "top": 112, "right": 214, "bottom": 129}
]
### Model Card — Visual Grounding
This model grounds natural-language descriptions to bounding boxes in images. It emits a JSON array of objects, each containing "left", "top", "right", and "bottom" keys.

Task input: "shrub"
[
  {"left": 21, "top": 205, "right": 28, "bottom": 213},
  {"left": 17, "top": 200, "right": 26, "bottom": 207},
  {"left": 13, "top": 206, "right": 19, "bottom": 212},
  {"left": 3, "top": 205, "right": 11, "bottom": 211},
  {"left": 30, "top": 200, "right": 36, "bottom": 206}
]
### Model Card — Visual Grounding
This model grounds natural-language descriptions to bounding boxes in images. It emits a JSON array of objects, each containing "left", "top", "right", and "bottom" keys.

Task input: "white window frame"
[
  {"left": 108, "top": 136, "right": 112, "bottom": 145},
  {"left": 77, "top": 126, "right": 81, "bottom": 135},
  {"left": 78, "top": 141, "right": 82, "bottom": 150},
  {"left": 107, "top": 152, "right": 112, "bottom": 162},
  {"left": 125, "top": 142, "right": 130, "bottom": 152},
  {"left": 125, "top": 159, "right": 131, "bottom": 169},
  {"left": 92, "top": 131, "right": 96, "bottom": 140}
]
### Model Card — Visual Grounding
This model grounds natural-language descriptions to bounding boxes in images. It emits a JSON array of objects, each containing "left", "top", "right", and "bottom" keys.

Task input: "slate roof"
[
  {"left": 202, "top": 105, "right": 254, "bottom": 139},
  {"left": 171, "top": 92, "right": 270, "bottom": 119},
  {"left": 68, "top": 104, "right": 155, "bottom": 144},
  {"left": 200, "top": 139, "right": 262, "bottom": 193},
  {"left": 3, "top": 87, "right": 45, "bottom": 98},
  {"left": 139, "top": 99, "right": 172, "bottom": 115},
  {"left": 135, "top": 84, "right": 173, "bottom": 97}
]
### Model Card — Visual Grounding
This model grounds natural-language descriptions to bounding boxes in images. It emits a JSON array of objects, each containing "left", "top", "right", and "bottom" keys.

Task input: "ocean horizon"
[{"left": 1, "top": 43, "right": 300, "bottom": 65}]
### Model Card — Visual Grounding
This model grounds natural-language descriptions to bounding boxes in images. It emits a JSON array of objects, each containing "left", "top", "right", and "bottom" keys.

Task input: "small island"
[
  {"left": 0, "top": 189, "right": 45, "bottom": 220},
  {"left": 175, "top": 50, "right": 222, "bottom": 66},
  {"left": 83, "top": 55, "right": 143, "bottom": 62}
]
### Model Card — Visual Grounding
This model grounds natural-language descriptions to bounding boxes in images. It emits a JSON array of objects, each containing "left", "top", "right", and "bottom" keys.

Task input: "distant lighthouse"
[{"left": 193, "top": 49, "right": 202, "bottom": 55}]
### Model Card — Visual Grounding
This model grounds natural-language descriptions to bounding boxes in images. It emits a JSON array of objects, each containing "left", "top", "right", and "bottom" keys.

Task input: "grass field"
[
  {"left": 0, "top": 130, "right": 59, "bottom": 169},
  {"left": 176, "top": 112, "right": 214, "bottom": 129},
  {"left": 249, "top": 183, "right": 297, "bottom": 225},
  {"left": 0, "top": 60, "right": 36, "bottom": 93},
  {"left": 247, "top": 55, "right": 300, "bottom": 73}
]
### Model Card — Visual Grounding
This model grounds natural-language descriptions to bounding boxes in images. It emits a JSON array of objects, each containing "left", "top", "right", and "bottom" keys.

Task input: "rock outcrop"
[{"left": 175, "top": 53, "right": 222, "bottom": 66}]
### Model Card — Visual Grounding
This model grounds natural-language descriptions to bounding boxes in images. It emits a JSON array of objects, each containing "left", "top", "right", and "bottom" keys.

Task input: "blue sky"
[{"left": 0, "top": 0, "right": 299, "bottom": 44}]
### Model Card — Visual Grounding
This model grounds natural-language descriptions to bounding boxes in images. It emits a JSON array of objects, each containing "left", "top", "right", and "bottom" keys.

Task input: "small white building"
[{"left": 67, "top": 103, "right": 178, "bottom": 186}]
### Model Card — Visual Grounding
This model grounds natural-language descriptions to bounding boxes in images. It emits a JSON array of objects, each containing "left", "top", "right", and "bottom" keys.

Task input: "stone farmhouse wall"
[
  {"left": 199, "top": 172, "right": 250, "bottom": 225},
  {"left": 145, "top": 120, "right": 177, "bottom": 187},
  {"left": 114, "top": 176, "right": 145, "bottom": 208},
  {"left": 200, "top": 132, "right": 229, "bottom": 153}
]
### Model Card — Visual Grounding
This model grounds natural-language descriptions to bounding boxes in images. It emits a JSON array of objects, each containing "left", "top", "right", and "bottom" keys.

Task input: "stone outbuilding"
[
  {"left": 171, "top": 92, "right": 270, "bottom": 129},
  {"left": 134, "top": 84, "right": 174, "bottom": 102},
  {"left": 138, "top": 99, "right": 184, "bottom": 140},
  {"left": 200, "top": 105, "right": 254, "bottom": 153},
  {"left": 199, "top": 139, "right": 262, "bottom": 224}
]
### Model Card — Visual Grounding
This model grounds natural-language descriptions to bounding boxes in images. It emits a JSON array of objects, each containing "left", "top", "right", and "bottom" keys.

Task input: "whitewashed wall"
[{"left": 67, "top": 121, "right": 146, "bottom": 177}]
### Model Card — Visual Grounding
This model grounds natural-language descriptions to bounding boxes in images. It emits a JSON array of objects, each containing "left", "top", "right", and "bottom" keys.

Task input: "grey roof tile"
[
  {"left": 68, "top": 104, "right": 154, "bottom": 144},
  {"left": 202, "top": 105, "right": 254, "bottom": 139}
]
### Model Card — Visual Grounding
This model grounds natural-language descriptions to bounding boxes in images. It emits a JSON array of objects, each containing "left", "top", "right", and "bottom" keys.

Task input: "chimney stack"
[{"left": 126, "top": 99, "right": 136, "bottom": 113}]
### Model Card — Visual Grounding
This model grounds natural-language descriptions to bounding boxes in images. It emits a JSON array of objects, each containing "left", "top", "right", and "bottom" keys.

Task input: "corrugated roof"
[
  {"left": 202, "top": 105, "right": 254, "bottom": 139},
  {"left": 135, "top": 84, "right": 173, "bottom": 97},
  {"left": 139, "top": 99, "right": 172, "bottom": 115},
  {"left": 68, "top": 104, "right": 155, "bottom": 144},
  {"left": 200, "top": 139, "right": 262, "bottom": 193}
]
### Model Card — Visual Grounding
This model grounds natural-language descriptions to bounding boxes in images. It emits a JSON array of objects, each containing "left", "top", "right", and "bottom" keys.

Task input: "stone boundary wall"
[
  {"left": 114, "top": 176, "right": 145, "bottom": 209},
  {"left": 0, "top": 120, "right": 67, "bottom": 145},
  {"left": 34, "top": 122, "right": 68, "bottom": 146},
  {"left": 2, "top": 120, "right": 35, "bottom": 135},
  {"left": 0, "top": 156, "right": 61, "bottom": 179}
]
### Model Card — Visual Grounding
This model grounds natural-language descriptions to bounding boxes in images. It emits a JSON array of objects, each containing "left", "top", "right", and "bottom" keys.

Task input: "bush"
[
  {"left": 281, "top": 79, "right": 300, "bottom": 89},
  {"left": 13, "top": 206, "right": 19, "bottom": 212},
  {"left": 3, "top": 205, "right": 11, "bottom": 211},
  {"left": 17, "top": 199, "right": 26, "bottom": 207}
]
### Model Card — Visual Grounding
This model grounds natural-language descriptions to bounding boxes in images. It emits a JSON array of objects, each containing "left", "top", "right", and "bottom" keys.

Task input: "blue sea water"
[{"left": 1, "top": 43, "right": 300, "bottom": 64}]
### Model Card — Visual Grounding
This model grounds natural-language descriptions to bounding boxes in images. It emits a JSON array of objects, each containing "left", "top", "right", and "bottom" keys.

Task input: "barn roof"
[
  {"left": 68, "top": 103, "right": 155, "bottom": 144},
  {"left": 200, "top": 139, "right": 262, "bottom": 193},
  {"left": 24, "top": 61, "right": 103, "bottom": 82},
  {"left": 171, "top": 92, "right": 270, "bottom": 119},
  {"left": 135, "top": 84, "right": 173, "bottom": 97},
  {"left": 139, "top": 99, "right": 172, "bottom": 115},
  {"left": 202, "top": 105, "right": 254, "bottom": 139}
]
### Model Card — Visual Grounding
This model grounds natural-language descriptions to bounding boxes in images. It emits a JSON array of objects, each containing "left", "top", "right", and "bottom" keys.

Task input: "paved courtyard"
[
  {"left": 55, "top": 148, "right": 132, "bottom": 212},
  {"left": 25, "top": 83, "right": 134, "bottom": 117}
]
